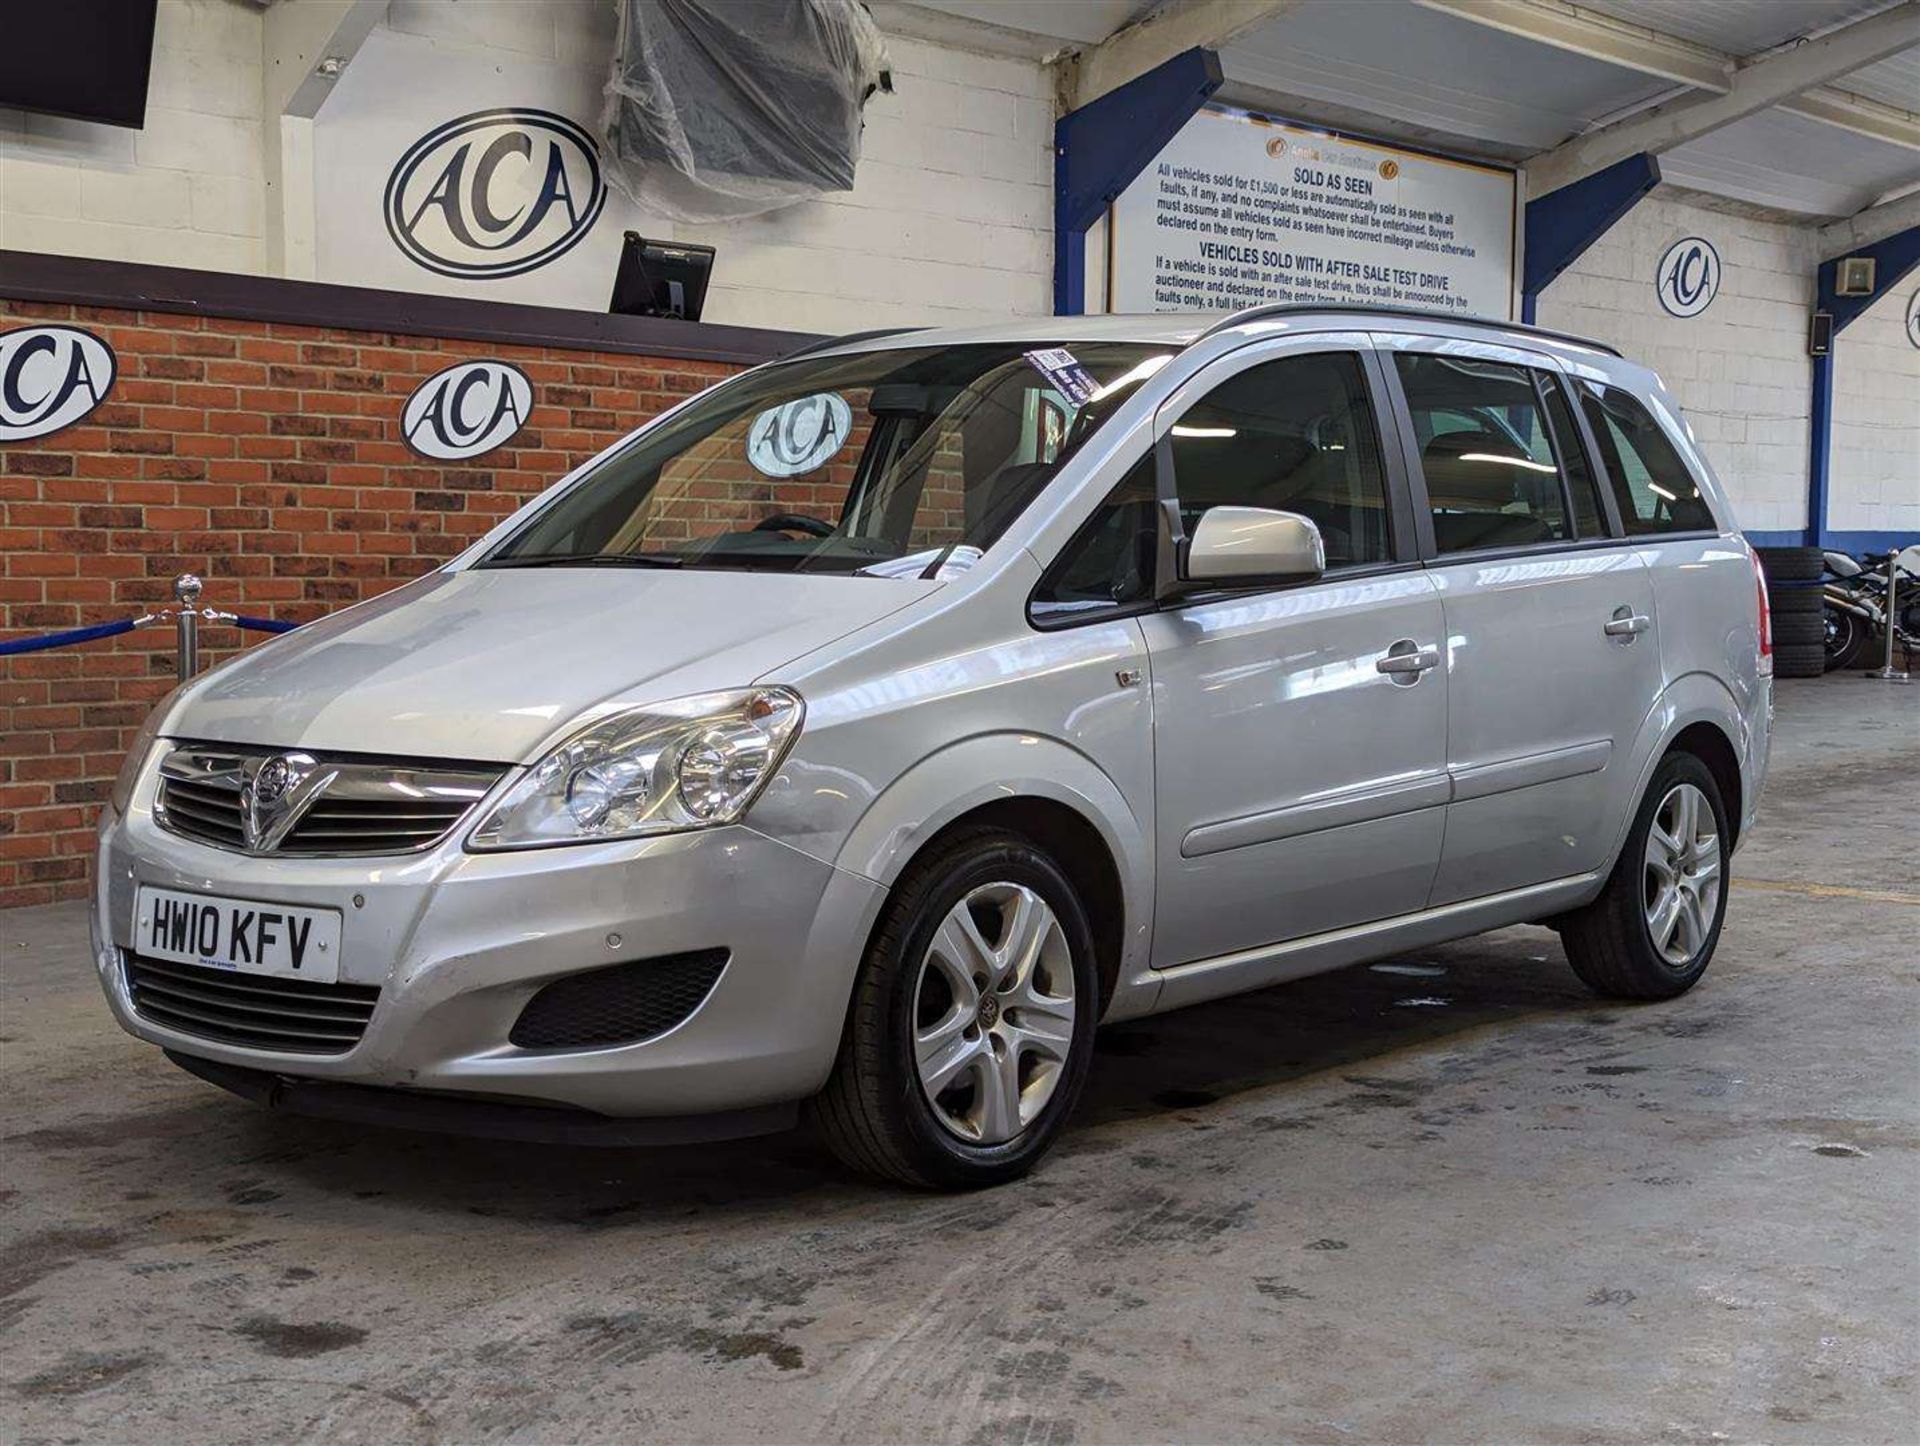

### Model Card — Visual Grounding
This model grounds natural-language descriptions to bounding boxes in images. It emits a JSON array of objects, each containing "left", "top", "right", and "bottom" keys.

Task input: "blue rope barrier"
[
  {"left": 233, "top": 616, "right": 300, "bottom": 634},
  {"left": 0, "top": 617, "right": 140, "bottom": 657}
]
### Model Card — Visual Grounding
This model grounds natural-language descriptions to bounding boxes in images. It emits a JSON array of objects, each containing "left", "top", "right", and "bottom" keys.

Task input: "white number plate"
[{"left": 134, "top": 886, "right": 342, "bottom": 984}]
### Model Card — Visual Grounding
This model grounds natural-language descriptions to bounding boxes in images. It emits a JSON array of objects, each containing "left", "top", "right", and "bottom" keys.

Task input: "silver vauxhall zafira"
[{"left": 94, "top": 306, "right": 1773, "bottom": 1188}]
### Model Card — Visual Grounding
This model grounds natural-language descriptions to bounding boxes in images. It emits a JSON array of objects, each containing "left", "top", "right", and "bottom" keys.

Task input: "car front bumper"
[{"left": 93, "top": 794, "right": 886, "bottom": 1119}]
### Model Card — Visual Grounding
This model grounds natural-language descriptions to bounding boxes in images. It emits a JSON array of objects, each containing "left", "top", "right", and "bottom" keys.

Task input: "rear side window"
[
  {"left": 1394, "top": 353, "right": 1579, "bottom": 554},
  {"left": 1538, "top": 372, "right": 1608, "bottom": 538},
  {"left": 1577, "top": 382, "right": 1715, "bottom": 534},
  {"left": 1166, "top": 351, "right": 1392, "bottom": 569}
]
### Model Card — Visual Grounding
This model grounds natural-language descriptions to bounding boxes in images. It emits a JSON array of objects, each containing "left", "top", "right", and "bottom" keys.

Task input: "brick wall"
[{"left": 0, "top": 298, "right": 743, "bottom": 907}]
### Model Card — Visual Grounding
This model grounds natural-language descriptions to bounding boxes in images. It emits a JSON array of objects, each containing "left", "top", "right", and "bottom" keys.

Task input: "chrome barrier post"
[
  {"left": 174, "top": 573, "right": 202, "bottom": 682},
  {"left": 1868, "top": 547, "right": 1908, "bottom": 683}
]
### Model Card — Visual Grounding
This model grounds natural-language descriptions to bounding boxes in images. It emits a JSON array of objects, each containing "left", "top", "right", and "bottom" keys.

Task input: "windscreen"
[{"left": 481, "top": 342, "right": 1171, "bottom": 577}]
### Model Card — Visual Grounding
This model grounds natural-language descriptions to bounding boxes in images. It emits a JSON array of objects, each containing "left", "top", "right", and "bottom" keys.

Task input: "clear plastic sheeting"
[{"left": 601, "top": 0, "right": 891, "bottom": 222}]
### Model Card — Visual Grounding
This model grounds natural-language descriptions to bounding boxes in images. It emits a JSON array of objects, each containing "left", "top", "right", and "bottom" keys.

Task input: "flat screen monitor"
[
  {"left": 0, "top": 0, "right": 160, "bottom": 130},
  {"left": 609, "top": 233, "right": 716, "bottom": 322}
]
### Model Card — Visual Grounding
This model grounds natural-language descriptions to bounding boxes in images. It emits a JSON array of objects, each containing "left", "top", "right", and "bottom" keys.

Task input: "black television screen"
[{"left": 0, "top": 0, "right": 159, "bottom": 130}]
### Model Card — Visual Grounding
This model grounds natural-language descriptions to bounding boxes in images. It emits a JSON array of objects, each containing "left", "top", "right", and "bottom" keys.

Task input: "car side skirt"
[{"left": 1144, "top": 871, "right": 1603, "bottom": 1015}]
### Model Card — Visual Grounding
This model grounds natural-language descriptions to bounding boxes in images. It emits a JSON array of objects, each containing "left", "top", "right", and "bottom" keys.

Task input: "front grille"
[
  {"left": 157, "top": 773, "right": 246, "bottom": 849},
  {"left": 509, "top": 950, "right": 730, "bottom": 1051},
  {"left": 124, "top": 952, "right": 381, "bottom": 1055},
  {"left": 155, "top": 744, "right": 501, "bottom": 857}
]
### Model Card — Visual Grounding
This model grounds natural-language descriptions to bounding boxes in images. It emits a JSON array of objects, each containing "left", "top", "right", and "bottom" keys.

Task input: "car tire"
[
  {"left": 810, "top": 826, "right": 1099, "bottom": 1189},
  {"left": 1774, "top": 642, "right": 1826, "bottom": 678},
  {"left": 1772, "top": 611, "right": 1826, "bottom": 646},
  {"left": 1769, "top": 587, "right": 1823, "bottom": 617},
  {"left": 1561, "top": 752, "right": 1730, "bottom": 1001},
  {"left": 1755, "top": 545, "right": 1822, "bottom": 584}
]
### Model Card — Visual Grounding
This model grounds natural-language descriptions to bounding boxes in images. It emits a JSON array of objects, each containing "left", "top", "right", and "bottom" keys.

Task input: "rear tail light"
[{"left": 1750, "top": 550, "right": 1773, "bottom": 672}]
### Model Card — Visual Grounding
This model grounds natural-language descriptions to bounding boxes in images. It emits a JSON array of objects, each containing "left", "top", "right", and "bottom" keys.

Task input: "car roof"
[{"left": 792, "top": 306, "right": 1622, "bottom": 363}]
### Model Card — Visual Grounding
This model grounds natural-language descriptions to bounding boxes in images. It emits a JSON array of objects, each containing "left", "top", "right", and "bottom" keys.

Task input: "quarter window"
[
  {"left": 1166, "top": 352, "right": 1393, "bottom": 569},
  {"left": 1029, "top": 455, "right": 1157, "bottom": 623},
  {"left": 1578, "top": 382, "right": 1715, "bottom": 534},
  {"left": 1394, "top": 352, "right": 1581, "bottom": 554}
]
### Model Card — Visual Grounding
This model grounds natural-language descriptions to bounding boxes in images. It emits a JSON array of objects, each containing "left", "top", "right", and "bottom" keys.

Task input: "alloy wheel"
[
  {"left": 911, "top": 882, "right": 1077, "bottom": 1145},
  {"left": 1642, "top": 782, "right": 1721, "bottom": 968}
]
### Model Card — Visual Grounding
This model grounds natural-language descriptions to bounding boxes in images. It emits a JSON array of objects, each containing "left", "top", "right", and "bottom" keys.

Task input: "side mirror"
[{"left": 1179, "top": 506, "right": 1325, "bottom": 590}]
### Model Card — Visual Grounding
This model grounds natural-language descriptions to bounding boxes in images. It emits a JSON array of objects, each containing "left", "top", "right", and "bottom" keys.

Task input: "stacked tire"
[{"left": 1756, "top": 546, "right": 1825, "bottom": 678}]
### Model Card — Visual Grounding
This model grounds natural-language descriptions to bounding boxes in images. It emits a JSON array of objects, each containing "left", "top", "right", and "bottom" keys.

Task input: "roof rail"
[
  {"left": 1195, "top": 303, "right": 1621, "bottom": 358},
  {"left": 780, "top": 326, "right": 930, "bottom": 360}
]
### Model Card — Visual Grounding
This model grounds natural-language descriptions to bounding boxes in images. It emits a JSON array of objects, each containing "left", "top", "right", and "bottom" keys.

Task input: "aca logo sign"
[
  {"left": 384, "top": 108, "right": 606, "bottom": 280},
  {"left": 1905, "top": 288, "right": 1919, "bottom": 350},
  {"left": 401, "top": 361, "right": 533, "bottom": 460},
  {"left": 746, "top": 393, "right": 853, "bottom": 478},
  {"left": 0, "top": 326, "right": 116, "bottom": 442},
  {"left": 1655, "top": 236, "right": 1720, "bottom": 318}
]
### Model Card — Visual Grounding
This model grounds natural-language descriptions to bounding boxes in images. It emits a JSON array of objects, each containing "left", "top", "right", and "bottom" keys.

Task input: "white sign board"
[
  {"left": 0, "top": 326, "right": 116, "bottom": 441},
  {"left": 402, "top": 361, "right": 533, "bottom": 460},
  {"left": 316, "top": 30, "right": 647, "bottom": 309},
  {"left": 1110, "top": 108, "right": 1516, "bottom": 319}
]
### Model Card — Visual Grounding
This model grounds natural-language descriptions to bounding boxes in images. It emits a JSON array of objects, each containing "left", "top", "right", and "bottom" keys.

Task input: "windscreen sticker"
[
  {"left": 1023, "top": 348, "right": 1098, "bottom": 407},
  {"left": 745, "top": 393, "right": 853, "bottom": 478},
  {"left": 858, "top": 544, "right": 983, "bottom": 580}
]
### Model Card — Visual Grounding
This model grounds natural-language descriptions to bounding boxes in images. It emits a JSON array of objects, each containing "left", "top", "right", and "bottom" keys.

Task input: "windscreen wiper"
[{"left": 484, "top": 552, "right": 683, "bottom": 569}]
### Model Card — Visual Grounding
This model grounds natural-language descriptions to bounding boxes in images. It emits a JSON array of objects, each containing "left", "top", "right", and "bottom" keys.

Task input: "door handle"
[
  {"left": 1376, "top": 640, "right": 1441, "bottom": 681},
  {"left": 1604, "top": 606, "right": 1651, "bottom": 640}
]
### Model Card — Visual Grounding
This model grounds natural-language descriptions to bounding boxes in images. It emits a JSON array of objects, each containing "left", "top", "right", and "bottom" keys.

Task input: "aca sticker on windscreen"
[
  {"left": 1023, "top": 348, "right": 1098, "bottom": 407},
  {"left": 746, "top": 393, "right": 853, "bottom": 478}
]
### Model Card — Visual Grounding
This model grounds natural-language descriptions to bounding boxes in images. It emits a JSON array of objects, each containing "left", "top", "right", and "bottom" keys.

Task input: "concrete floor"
[{"left": 3, "top": 676, "right": 1915, "bottom": 1444}]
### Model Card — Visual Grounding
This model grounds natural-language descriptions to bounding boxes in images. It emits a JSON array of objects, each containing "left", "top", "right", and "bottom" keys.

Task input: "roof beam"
[
  {"left": 1412, "top": 0, "right": 1730, "bottom": 92},
  {"left": 1780, "top": 88, "right": 1920, "bottom": 152},
  {"left": 264, "top": 0, "right": 387, "bottom": 120},
  {"left": 1527, "top": 0, "right": 1920, "bottom": 196},
  {"left": 260, "top": 1, "right": 386, "bottom": 281},
  {"left": 864, "top": 2, "right": 1089, "bottom": 60},
  {"left": 1817, "top": 189, "right": 1920, "bottom": 258},
  {"left": 1070, "top": 0, "right": 1307, "bottom": 107},
  {"left": 1417, "top": 0, "right": 1918, "bottom": 152}
]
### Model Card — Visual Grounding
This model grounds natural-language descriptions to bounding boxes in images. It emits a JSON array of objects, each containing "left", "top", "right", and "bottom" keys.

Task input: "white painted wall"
[
  {"left": 0, "top": 0, "right": 267, "bottom": 271},
  {"left": 361, "top": 2, "right": 1054, "bottom": 330},
  {"left": 685, "top": 36, "right": 1053, "bottom": 331},
  {"left": 1, "top": 0, "right": 1050, "bottom": 332},
  {"left": 1830, "top": 284, "right": 1920, "bottom": 538},
  {"left": 1535, "top": 196, "right": 1819, "bottom": 535}
]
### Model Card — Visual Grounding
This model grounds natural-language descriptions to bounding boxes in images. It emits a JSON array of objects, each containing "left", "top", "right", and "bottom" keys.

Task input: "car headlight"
[
  {"left": 467, "top": 687, "right": 804, "bottom": 850},
  {"left": 109, "top": 685, "right": 182, "bottom": 816}
]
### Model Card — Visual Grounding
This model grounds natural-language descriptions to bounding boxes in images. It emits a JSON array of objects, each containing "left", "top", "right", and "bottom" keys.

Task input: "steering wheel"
[{"left": 753, "top": 513, "right": 835, "bottom": 538}]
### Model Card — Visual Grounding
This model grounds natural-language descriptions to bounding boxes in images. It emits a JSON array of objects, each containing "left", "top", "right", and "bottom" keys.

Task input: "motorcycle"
[{"left": 1823, "top": 544, "right": 1920, "bottom": 671}]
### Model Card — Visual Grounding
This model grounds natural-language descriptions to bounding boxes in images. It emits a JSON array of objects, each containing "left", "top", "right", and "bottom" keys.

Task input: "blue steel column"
[
  {"left": 1806, "top": 347, "right": 1835, "bottom": 549},
  {"left": 1520, "top": 153, "right": 1660, "bottom": 326},
  {"left": 1805, "top": 224, "right": 1920, "bottom": 547},
  {"left": 1053, "top": 48, "right": 1222, "bottom": 316}
]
